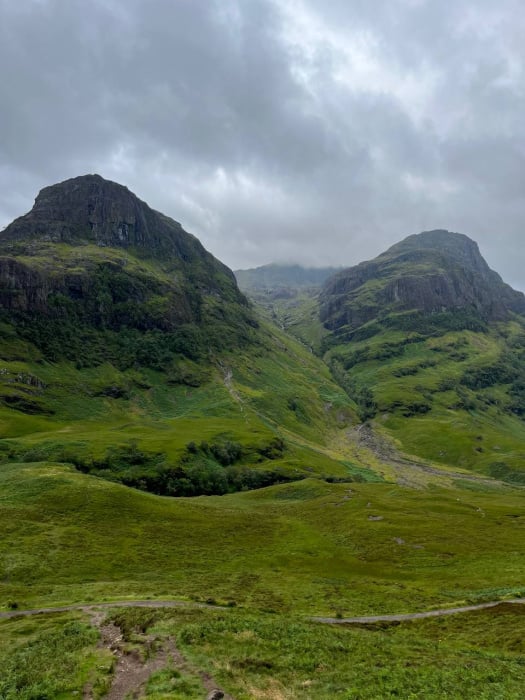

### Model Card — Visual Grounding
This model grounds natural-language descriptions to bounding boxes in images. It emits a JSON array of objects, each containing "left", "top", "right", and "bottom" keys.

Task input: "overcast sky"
[{"left": 1, "top": 0, "right": 524, "bottom": 287}]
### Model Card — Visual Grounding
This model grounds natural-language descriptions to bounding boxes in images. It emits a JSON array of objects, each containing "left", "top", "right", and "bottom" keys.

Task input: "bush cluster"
[{"left": 68, "top": 438, "right": 293, "bottom": 497}]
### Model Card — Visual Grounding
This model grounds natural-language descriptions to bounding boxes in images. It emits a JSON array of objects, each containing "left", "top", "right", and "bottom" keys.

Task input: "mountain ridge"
[{"left": 320, "top": 229, "right": 525, "bottom": 334}]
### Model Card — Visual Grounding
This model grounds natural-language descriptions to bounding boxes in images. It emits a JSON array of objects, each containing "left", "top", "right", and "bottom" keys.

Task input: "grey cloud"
[{"left": 0, "top": 0, "right": 524, "bottom": 287}]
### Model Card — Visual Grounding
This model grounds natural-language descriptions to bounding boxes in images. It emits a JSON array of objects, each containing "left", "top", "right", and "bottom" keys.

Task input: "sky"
[{"left": 1, "top": 0, "right": 524, "bottom": 287}]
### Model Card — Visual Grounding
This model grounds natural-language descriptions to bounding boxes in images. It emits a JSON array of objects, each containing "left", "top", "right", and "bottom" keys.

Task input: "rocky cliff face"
[
  {"left": 3, "top": 174, "right": 207, "bottom": 261},
  {"left": 0, "top": 175, "right": 255, "bottom": 360},
  {"left": 320, "top": 230, "right": 525, "bottom": 332}
]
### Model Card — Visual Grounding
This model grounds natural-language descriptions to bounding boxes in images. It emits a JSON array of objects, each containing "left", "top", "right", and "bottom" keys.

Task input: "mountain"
[
  {"left": 320, "top": 229, "right": 525, "bottom": 335},
  {"left": 0, "top": 174, "right": 365, "bottom": 498},
  {"left": 0, "top": 174, "right": 257, "bottom": 365},
  {"left": 2, "top": 205, "right": 525, "bottom": 699},
  {"left": 319, "top": 230, "right": 525, "bottom": 478}
]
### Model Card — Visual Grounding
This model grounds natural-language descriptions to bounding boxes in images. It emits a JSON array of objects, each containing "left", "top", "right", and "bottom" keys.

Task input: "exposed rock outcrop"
[
  {"left": 0, "top": 175, "right": 250, "bottom": 333},
  {"left": 3, "top": 174, "right": 212, "bottom": 263},
  {"left": 320, "top": 230, "right": 525, "bottom": 332},
  {"left": 0, "top": 175, "right": 256, "bottom": 362}
]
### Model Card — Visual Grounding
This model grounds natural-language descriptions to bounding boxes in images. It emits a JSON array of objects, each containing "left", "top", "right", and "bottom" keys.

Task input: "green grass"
[
  {"left": 1, "top": 462, "right": 524, "bottom": 617},
  {"left": 2, "top": 248, "right": 525, "bottom": 695},
  {"left": 0, "top": 612, "right": 112, "bottom": 699},
  {"left": 105, "top": 604, "right": 525, "bottom": 699},
  {"left": 324, "top": 323, "right": 525, "bottom": 475},
  {"left": 2, "top": 602, "right": 525, "bottom": 699},
  {"left": 0, "top": 315, "right": 361, "bottom": 497}
]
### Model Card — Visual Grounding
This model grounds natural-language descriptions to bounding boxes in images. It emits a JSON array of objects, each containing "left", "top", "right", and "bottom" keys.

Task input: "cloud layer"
[{"left": 1, "top": 0, "right": 524, "bottom": 286}]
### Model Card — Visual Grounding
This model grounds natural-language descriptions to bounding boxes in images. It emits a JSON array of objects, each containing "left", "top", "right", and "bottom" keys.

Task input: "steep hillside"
[
  {"left": 319, "top": 230, "right": 525, "bottom": 477},
  {"left": 320, "top": 229, "right": 525, "bottom": 333},
  {"left": 0, "top": 174, "right": 256, "bottom": 365},
  {"left": 0, "top": 175, "right": 367, "bottom": 496}
]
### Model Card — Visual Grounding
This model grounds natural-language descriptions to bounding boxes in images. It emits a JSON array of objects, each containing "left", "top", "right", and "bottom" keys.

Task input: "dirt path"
[
  {"left": 311, "top": 598, "right": 525, "bottom": 625},
  {"left": 81, "top": 608, "right": 234, "bottom": 700},
  {"left": 2, "top": 596, "right": 525, "bottom": 626},
  {"left": 0, "top": 599, "right": 209, "bottom": 620}
]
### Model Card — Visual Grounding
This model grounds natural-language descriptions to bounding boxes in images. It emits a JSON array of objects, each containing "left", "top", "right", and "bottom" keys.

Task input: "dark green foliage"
[
  {"left": 459, "top": 348, "right": 525, "bottom": 420},
  {"left": 66, "top": 438, "right": 294, "bottom": 497},
  {"left": 509, "top": 379, "right": 525, "bottom": 416},
  {"left": 392, "top": 365, "right": 419, "bottom": 377},
  {"left": 286, "top": 397, "right": 311, "bottom": 423},
  {"left": 258, "top": 437, "right": 286, "bottom": 459},
  {"left": 9, "top": 310, "right": 257, "bottom": 370},
  {"left": 354, "top": 386, "right": 377, "bottom": 421},
  {"left": 488, "top": 461, "right": 525, "bottom": 485},
  {"left": 401, "top": 400, "right": 431, "bottom": 417},
  {"left": 0, "top": 394, "right": 54, "bottom": 415},
  {"left": 461, "top": 359, "right": 515, "bottom": 390},
  {"left": 341, "top": 346, "right": 371, "bottom": 370},
  {"left": 383, "top": 309, "right": 489, "bottom": 335}
]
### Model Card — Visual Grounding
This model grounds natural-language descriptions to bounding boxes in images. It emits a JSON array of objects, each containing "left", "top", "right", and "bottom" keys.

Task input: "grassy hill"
[
  {"left": 0, "top": 176, "right": 368, "bottom": 497},
  {"left": 324, "top": 319, "right": 525, "bottom": 477},
  {"left": 297, "top": 231, "right": 525, "bottom": 480},
  {"left": 1, "top": 461, "right": 525, "bottom": 697},
  {"left": 0, "top": 312, "right": 369, "bottom": 497}
]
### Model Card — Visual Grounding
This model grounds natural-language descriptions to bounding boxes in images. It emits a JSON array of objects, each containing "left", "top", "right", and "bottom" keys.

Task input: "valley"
[{"left": 0, "top": 178, "right": 524, "bottom": 698}]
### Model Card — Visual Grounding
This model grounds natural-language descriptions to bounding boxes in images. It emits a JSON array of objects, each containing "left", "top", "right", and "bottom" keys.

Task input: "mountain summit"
[
  {"left": 0, "top": 174, "right": 255, "bottom": 364},
  {"left": 320, "top": 229, "right": 525, "bottom": 333},
  {"left": 1, "top": 173, "right": 231, "bottom": 265}
]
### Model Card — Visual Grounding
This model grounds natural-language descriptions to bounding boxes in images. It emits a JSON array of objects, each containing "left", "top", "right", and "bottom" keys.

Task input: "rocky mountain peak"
[
  {"left": 320, "top": 230, "right": 525, "bottom": 333},
  {"left": 0, "top": 175, "right": 252, "bottom": 349},
  {"left": 0, "top": 174, "right": 203, "bottom": 263},
  {"left": 380, "top": 229, "right": 490, "bottom": 274}
]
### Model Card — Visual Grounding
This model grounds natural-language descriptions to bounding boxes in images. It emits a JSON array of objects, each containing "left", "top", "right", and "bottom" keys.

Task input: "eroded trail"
[
  {"left": 347, "top": 423, "right": 502, "bottom": 488},
  {"left": 312, "top": 599, "right": 525, "bottom": 625},
  {"left": 83, "top": 608, "right": 234, "bottom": 700}
]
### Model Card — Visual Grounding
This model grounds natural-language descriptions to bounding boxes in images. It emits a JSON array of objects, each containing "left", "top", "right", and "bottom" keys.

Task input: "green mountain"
[
  {"left": 319, "top": 230, "right": 525, "bottom": 478},
  {"left": 320, "top": 229, "right": 525, "bottom": 332},
  {"left": 0, "top": 175, "right": 366, "bottom": 497},
  {"left": 0, "top": 174, "right": 257, "bottom": 366}
]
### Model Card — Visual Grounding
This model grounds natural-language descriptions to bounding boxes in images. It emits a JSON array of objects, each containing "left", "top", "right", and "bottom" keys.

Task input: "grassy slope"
[
  {"left": 0, "top": 315, "right": 362, "bottom": 484},
  {"left": 0, "top": 612, "right": 111, "bottom": 700},
  {"left": 1, "top": 463, "right": 525, "bottom": 697},
  {"left": 1, "top": 462, "right": 524, "bottom": 615},
  {"left": 2, "top": 260, "right": 525, "bottom": 695},
  {"left": 138, "top": 604, "right": 525, "bottom": 699},
  {"left": 3, "top": 604, "right": 525, "bottom": 699},
  {"left": 324, "top": 320, "right": 525, "bottom": 475}
]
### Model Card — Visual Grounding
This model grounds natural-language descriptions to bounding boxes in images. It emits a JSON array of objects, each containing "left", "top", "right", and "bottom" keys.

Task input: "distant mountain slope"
[
  {"left": 235, "top": 263, "right": 341, "bottom": 352},
  {"left": 235, "top": 263, "right": 341, "bottom": 292},
  {"left": 320, "top": 230, "right": 525, "bottom": 335},
  {"left": 318, "top": 230, "right": 525, "bottom": 478}
]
